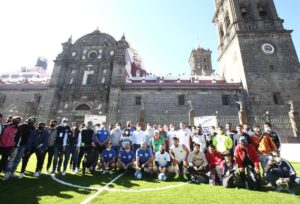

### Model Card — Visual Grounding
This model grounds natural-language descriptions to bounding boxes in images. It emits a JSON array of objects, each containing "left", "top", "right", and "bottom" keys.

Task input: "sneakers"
[
  {"left": 33, "top": 171, "right": 40, "bottom": 177},
  {"left": 62, "top": 171, "right": 66, "bottom": 176},
  {"left": 72, "top": 170, "right": 76, "bottom": 175},
  {"left": 102, "top": 170, "right": 107, "bottom": 175},
  {"left": 45, "top": 170, "right": 49, "bottom": 175},
  {"left": 19, "top": 173, "right": 25, "bottom": 179},
  {"left": 174, "top": 174, "right": 179, "bottom": 179},
  {"left": 109, "top": 170, "right": 113, "bottom": 175},
  {"left": 3, "top": 172, "right": 11, "bottom": 181},
  {"left": 287, "top": 188, "right": 296, "bottom": 195},
  {"left": 183, "top": 174, "right": 188, "bottom": 180},
  {"left": 50, "top": 171, "right": 55, "bottom": 176},
  {"left": 266, "top": 182, "right": 273, "bottom": 188},
  {"left": 275, "top": 186, "right": 283, "bottom": 192}
]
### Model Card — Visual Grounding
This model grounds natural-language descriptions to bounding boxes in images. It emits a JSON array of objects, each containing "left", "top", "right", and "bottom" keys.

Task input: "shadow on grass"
[{"left": 0, "top": 173, "right": 91, "bottom": 204}]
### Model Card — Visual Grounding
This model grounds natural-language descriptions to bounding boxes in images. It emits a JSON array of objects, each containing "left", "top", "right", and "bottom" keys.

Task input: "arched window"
[
  {"left": 75, "top": 104, "right": 91, "bottom": 111},
  {"left": 219, "top": 25, "right": 224, "bottom": 40},
  {"left": 88, "top": 50, "right": 98, "bottom": 60},
  {"left": 258, "top": 6, "right": 268, "bottom": 18}
]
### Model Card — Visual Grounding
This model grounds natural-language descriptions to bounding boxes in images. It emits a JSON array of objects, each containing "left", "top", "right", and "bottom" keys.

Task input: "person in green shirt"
[
  {"left": 149, "top": 130, "right": 166, "bottom": 153},
  {"left": 213, "top": 126, "right": 233, "bottom": 154}
]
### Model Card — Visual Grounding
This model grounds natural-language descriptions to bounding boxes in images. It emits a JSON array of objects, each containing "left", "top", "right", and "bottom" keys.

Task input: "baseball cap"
[{"left": 154, "top": 130, "right": 159, "bottom": 134}]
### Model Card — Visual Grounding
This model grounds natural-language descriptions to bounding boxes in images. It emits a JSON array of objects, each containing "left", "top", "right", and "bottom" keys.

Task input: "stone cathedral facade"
[{"left": 0, "top": 0, "right": 299, "bottom": 142}]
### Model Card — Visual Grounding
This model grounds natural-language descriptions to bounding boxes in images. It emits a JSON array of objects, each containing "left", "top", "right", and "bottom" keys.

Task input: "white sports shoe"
[
  {"left": 72, "top": 170, "right": 76, "bottom": 175},
  {"left": 19, "top": 173, "right": 25, "bottom": 179},
  {"left": 109, "top": 170, "right": 113, "bottom": 175},
  {"left": 33, "top": 172, "right": 40, "bottom": 177},
  {"left": 102, "top": 170, "right": 107, "bottom": 175},
  {"left": 62, "top": 171, "right": 66, "bottom": 176}
]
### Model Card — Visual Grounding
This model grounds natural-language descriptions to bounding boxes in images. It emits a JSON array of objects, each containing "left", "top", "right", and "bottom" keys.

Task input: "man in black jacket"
[
  {"left": 4, "top": 117, "right": 36, "bottom": 180},
  {"left": 77, "top": 121, "right": 94, "bottom": 170},
  {"left": 19, "top": 122, "right": 48, "bottom": 178},
  {"left": 51, "top": 119, "right": 68, "bottom": 175}
]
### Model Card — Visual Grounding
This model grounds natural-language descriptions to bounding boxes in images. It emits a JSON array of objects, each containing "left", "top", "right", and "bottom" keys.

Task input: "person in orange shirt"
[{"left": 251, "top": 125, "right": 277, "bottom": 177}]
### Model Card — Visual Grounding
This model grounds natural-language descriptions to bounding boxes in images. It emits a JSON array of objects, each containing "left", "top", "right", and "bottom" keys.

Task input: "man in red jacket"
[
  {"left": 205, "top": 144, "right": 223, "bottom": 185},
  {"left": 0, "top": 116, "right": 21, "bottom": 173},
  {"left": 234, "top": 135, "right": 260, "bottom": 190}
]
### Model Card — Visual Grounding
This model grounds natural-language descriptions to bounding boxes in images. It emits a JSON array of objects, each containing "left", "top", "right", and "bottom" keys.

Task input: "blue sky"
[{"left": 0, "top": 0, "right": 299, "bottom": 76}]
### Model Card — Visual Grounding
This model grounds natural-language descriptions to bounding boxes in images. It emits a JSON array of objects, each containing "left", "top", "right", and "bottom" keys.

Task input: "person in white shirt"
[
  {"left": 62, "top": 123, "right": 82, "bottom": 175},
  {"left": 170, "top": 137, "right": 189, "bottom": 180},
  {"left": 155, "top": 145, "right": 171, "bottom": 177},
  {"left": 145, "top": 123, "right": 154, "bottom": 146},
  {"left": 176, "top": 121, "right": 193, "bottom": 151},
  {"left": 132, "top": 123, "right": 147, "bottom": 152},
  {"left": 192, "top": 126, "right": 207, "bottom": 153},
  {"left": 167, "top": 124, "right": 177, "bottom": 150}
]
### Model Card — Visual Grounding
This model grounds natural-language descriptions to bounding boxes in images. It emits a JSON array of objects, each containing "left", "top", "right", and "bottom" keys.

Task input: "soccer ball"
[
  {"left": 135, "top": 171, "right": 142, "bottom": 180},
  {"left": 158, "top": 173, "right": 167, "bottom": 181}
]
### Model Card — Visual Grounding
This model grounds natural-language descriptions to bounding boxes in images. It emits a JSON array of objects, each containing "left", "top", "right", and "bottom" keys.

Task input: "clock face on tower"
[{"left": 261, "top": 43, "right": 275, "bottom": 55}]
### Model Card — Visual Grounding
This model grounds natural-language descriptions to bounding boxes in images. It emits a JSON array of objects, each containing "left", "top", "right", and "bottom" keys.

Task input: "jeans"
[
  {"left": 6, "top": 145, "right": 26, "bottom": 174},
  {"left": 77, "top": 146, "right": 89, "bottom": 169},
  {"left": 0, "top": 147, "right": 13, "bottom": 172},
  {"left": 259, "top": 154, "right": 270, "bottom": 176},
  {"left": 44, "top": 146, "right": 54, "bottom": 171},
  {"left": 63, "top": 146, "right": 78, "bottom": 171},
  {"left": 52, "top": 144, "right": 64, "bottom": 172}
]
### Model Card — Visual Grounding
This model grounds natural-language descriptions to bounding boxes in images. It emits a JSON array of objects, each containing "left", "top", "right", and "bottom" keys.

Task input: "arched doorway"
[{"left": 73, "top": 104, "right": 91, "bottom": 123}]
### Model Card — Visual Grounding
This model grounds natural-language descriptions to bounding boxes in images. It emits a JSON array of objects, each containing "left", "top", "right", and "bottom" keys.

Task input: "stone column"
[
  {"left": 189, "top": 109, "right": 195, "bottom": 127},
  {"left": 139, "top": 99, "right": 145, "bottom": 129},
  {"left": 139, "top": 109, "right": 145, "bottom": 129},
  {"left": 237, "top": 101, "right": 248, "bottom": 125},
  {"left": 288, "top": 100, "right": 300, "bottom": 137},
  {"left": 238, "top": 111, "right": 248, "bottom": 125}
]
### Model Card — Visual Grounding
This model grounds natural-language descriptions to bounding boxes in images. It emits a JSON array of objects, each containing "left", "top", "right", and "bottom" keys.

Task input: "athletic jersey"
[
  {"left": 167, "top": 130, "right": 177, "bottom": 148},
  {"left": 155, "top": 151, "right": 171, "bottom": 167},
  {"left": 95, "top": 129, "right": 110, "bottom": 143},
  {"left": 176, "top": 128, "right": 192, "bottom": 150},
  {"left": 170, "top": 144, "right": 187, "bottom": 162},
  {"left": 192, "top": 134, "right": 206, "bottom": 152},
  {"left": 120, "top": 136, "right": 132, "bottom": 149},
  {"left": 101, "top": 148, "right": 116, "bottom": 162},
  {"left": 149, "top": 137, "right": 165, "bottom": 152},
  {"left": 136, "top": 147, "right": 153, "bottom": 163},
  {"left": 119, "top": 150, "right": 135, "bottom": 165}
]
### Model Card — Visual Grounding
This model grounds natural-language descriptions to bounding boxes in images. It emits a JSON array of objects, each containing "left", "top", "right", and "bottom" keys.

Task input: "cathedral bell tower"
[{"left": 213, "top": 0, "right": 300, "bottom": 115}]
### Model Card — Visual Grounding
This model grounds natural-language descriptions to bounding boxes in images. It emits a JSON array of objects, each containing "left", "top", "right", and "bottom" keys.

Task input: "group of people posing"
[{"left": 0, "top": 113, "right": 299, "bottom": 195}]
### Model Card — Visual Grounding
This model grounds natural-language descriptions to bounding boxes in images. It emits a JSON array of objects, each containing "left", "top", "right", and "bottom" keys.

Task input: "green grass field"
[{"left": 0, "top": 155, "right": 299, "bottom": 204}]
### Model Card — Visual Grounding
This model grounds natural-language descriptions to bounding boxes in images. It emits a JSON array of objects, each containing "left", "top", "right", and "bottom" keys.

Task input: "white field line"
[
  {"left": 51, "top": 173, "right": 188, "bottom": 203},
  {"left": 81, "top": 173, "right": 124, "bottom": 204},
  {"left": 51, "top": 175, "right": 99, "bottom": 190}
]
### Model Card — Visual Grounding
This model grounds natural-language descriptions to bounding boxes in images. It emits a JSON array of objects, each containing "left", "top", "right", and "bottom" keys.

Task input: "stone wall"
[{"left": 115, "top": 85, "right": 240, "bottom": 127}]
